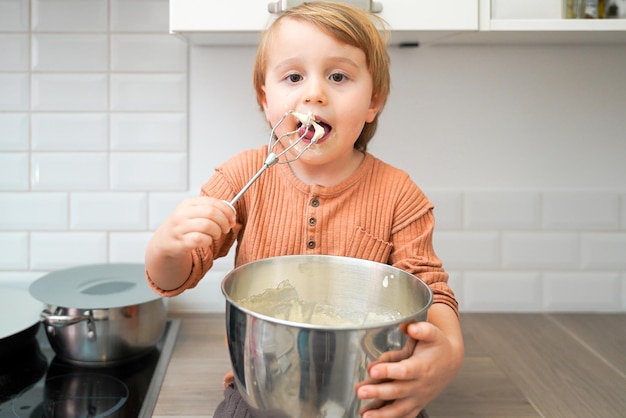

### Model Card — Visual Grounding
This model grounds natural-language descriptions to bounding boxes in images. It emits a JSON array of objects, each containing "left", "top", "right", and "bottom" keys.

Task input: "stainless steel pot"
[
  {"left": 29, "top": 263, "right": 167, "bottom": 366},
  {"left": 221, "top": 255, "right": 433, "bottom": 418}
]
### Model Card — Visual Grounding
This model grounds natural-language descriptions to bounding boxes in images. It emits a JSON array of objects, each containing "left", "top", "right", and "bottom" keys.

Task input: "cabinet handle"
[{"left": 268, "top": 0, "right": 383, "bottom": 14}]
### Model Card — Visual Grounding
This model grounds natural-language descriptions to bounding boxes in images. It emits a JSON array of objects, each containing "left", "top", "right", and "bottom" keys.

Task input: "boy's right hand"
[{"left": 154, "top": 196, "right": 236, "bottom": 258}]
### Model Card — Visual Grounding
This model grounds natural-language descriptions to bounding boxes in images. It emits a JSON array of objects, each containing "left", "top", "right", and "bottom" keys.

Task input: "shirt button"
[
  {"left": 307, "top": 240, "right": 316, "bottom": 249},
  {"left": 308, "top": 217, "right": 317, "bottom": 226},
  {"left": 311, "top": 198, "right": 319, "bottom": 207}
]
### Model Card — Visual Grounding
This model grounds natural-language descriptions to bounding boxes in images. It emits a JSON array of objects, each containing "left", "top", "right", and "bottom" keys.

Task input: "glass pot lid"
[{"left": 29, "top": 264, "right": 160, "bottom": 309}]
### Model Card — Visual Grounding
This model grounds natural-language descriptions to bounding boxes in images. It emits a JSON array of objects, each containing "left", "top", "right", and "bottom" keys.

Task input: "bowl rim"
[{"left": 221, "top": 254, "right": 434, "bottom": 331}]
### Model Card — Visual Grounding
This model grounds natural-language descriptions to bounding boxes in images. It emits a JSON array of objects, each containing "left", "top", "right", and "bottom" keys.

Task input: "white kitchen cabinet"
[
  {"left": 170, "top": 0, "right": 626, "bottom": 46},
  {"left": 169, "top": 0, "right": 479, "bottom": 45},
  {"left": 467, "top": 0, "right": 626, "bottom": 44}
]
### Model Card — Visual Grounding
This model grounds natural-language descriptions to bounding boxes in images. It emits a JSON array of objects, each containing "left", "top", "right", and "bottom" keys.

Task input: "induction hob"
[{"left": 0, "top": 318, "right": 180, "bottom": 417}]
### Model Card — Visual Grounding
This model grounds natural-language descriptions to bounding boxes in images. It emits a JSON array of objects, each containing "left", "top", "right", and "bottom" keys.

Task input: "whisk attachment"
[
  {"left": 268, "top": 111, "right": 324, "bottom": 164},
  {"left": 223, "top": 111, "right": 324, "bottom": 213}
]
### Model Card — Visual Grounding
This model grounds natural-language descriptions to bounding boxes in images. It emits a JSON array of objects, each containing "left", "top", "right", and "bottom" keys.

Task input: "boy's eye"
[
  {"left": 287, "top": 74, "right": 302, "bottom": 83},
  {"left": 330, "top": 73, "right": 347, "bottom": 82}
]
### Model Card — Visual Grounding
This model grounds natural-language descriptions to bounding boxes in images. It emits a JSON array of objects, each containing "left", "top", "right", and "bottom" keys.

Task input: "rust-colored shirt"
[{"left": 149, "top": 146, "right": 457, "bottom": 315}]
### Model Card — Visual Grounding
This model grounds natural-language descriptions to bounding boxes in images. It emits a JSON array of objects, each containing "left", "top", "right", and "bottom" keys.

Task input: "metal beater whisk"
[{"left": 223, "top": 110, "right": 325, "bottom": 213}]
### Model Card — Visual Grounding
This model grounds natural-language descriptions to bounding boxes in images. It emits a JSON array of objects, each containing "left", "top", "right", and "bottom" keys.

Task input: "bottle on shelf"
[
  {"left": 604, "top": 0, "right": 624, "bottom": 18},
  {"left": 564, "top": 0, "right": 577, "bottom": 18},
  {"left": 565, "top": 0, "right": 604, "bottom": 19},
  {"left": 583, "top": 0, "right": 599, "bottom": 18}
]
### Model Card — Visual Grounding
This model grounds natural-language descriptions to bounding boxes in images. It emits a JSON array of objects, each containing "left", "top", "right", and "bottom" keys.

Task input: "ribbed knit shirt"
[{"left": 149, "top": 146, "right": 458, "bottom": 315}]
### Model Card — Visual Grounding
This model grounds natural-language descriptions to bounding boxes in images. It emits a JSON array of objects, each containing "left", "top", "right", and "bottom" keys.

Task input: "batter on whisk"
[{"left": 145, "top": 3, "right": 463, "bottom": 418}]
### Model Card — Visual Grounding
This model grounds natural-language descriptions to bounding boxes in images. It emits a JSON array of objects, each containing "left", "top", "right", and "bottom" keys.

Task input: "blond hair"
[{"left": 253, "top": 2, "right": 390, "bottom": 152}]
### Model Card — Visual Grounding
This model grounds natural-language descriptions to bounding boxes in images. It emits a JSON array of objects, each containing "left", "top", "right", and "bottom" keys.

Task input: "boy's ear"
[
  {"left": 260, "top": 86, "right": 271, "bottom": 121},
  {"left": 365, "top": 94, "right": 383, "bottom": 123}
]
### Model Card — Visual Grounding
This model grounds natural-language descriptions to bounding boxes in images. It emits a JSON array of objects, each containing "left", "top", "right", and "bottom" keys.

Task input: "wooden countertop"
[{"left": 153, "top": 313, "right": 626, "bottom": 418}]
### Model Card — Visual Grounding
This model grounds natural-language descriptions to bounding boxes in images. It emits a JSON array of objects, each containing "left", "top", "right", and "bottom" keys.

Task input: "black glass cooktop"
[{"left": 0, "top": 319, "right": 180, "bottom": 418}]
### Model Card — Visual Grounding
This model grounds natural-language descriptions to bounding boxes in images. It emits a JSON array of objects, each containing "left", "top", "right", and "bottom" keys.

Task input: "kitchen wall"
[{"left": 1, "top": 0, "right": 625, "bottom": 313}]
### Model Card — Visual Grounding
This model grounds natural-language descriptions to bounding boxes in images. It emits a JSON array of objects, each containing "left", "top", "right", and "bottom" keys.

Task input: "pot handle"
[{"left": 41, "top": 309, "right": 97, "bottom": 339}]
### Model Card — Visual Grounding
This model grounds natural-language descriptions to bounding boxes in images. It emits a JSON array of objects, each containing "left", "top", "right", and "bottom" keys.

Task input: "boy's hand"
[
  {"left": 356, "top": 320, "right": 462, "bottom": 418},
  {"left": 154, "top": 196, "right": 236, "bottom": 258}
]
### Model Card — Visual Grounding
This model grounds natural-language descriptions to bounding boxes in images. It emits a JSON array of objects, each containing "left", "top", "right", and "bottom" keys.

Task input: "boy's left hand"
[{"left": 356, "top": 321, "right": 461, "bottom": 418}]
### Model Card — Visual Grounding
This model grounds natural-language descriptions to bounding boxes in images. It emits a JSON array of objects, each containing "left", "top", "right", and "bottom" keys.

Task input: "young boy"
[{"left": 145, "top": 2, "right": 463, "bottom": 417}]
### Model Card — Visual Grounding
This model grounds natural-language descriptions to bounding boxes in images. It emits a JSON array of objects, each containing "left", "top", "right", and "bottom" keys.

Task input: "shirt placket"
[{"left": 306, "top": 195, "right": 320, "bottom": 252}]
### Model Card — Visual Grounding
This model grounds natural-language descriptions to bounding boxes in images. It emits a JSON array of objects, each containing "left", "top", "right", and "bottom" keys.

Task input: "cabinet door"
[
  {"left": 379, "top": 0, "right": 478, "bottom": 31},
  {"left": 170, "top": 0, "right": 479, "bottom": 45},
  {"left": 484, "top": 0, "right": 626, "bottom": 33},
  {"left": 170, "top": 0, "right": 269, "bottom": 32}
]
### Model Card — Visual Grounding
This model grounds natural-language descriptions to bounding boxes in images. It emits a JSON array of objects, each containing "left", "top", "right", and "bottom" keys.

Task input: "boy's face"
[{"left": 261, "top": 18, "right": 381, "bottom": 166}]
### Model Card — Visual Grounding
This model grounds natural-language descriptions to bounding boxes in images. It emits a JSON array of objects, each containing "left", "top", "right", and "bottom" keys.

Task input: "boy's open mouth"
[{"left": 297, "top": 120, "right": 331, "bottom": 143}]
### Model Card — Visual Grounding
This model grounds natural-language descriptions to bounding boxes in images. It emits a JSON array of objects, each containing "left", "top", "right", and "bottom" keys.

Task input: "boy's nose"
[{"left": 303, "top": 80, "right": 327, "bottom": 105}]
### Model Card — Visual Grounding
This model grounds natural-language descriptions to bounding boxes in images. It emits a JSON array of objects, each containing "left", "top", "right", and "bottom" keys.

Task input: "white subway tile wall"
[
  {"left": 581, "top": 233, "right": 626, "bottom": 270},
  {"left": 31, "top": 152, "right": 109, "bottom": 190},
  {"left": 31, "top": 74, "right": 109, "bottom": 111},
  {"left": 423, "top": 191, "right": 463, "bottom": 230},
  {"left": 622, "top": 194, "right": 626, "bottom": 228},
  {"left": 464, "top": 192, "right": 541, "bottom": 230},
  {"left": 147, "top": 192, "right": 195, "bottom": 229},
  {"left": 0, "top": 0, "right": 188, "bottom": 284},
  {"left": 31, "top": 0, "right": 108, "bottom": 32},
  {"left": 622, "top": 273, "right": 626, "bottom": 309},
  {"left": 109, "top": 232, "right": 152, "bottom": 263},
  {"left": 110, "top": 35, "right": 187, "bottom": 72},
  {"left": 1, "top": 0, "right": 625, "bottom": 313},
  {"left": 0, "top": 232, "right": 28, "bottom": 269},
  {"left": 32, "top": 34, "right": 109, "bottom": 72},
  {"left": 70, "top": 192, "right": 148, "bottom": 230},
  {"left": 0, "top": 34, "right": 29, "bottom": 71},
  {"left": 110, "top": 113, "right": 186, "bottom": 151},
  {"left": 462, "top": 272, "right": 542, "bottom": 312},
  {"left": 0, "top": 153, "right": 28, "bottom": 189},
  {"left": 30, "top": 232, "right": 107, "bottom": 270},
  {"left": 501, "top": 232, "right": 579, "bottom": 270},
  {"left": 0, "top": 192, "right": 68, "bottom": 230},
  {"left": 110, "top": 74, "right": 187, "bottom": 111},
  {"left": 543, "top": 272, "right": 622, "bottom": 311},
  {"left": 109, "top": 152, "right": 187, "bottom": 190},
  {"left": 433, "top": 232, "right": 501, "bottom": 270},
  {"left": 0, "top": 73, "right": 29, "bottom": 110},
  {"left": 543, "top": 192, "right": 621, "bottom": 230},
  {"left": 0, "top": 0, "right": 29, "bottom": 31},
  {"left": 0, "top": 272, "right": 42, "bottom": 289},
  {"left": 0, "top": 113, "right": 29, "bottom": 150},
  {"left": 32, "top": 113, "right": 109, "bottom": 151},
  {"left": 110, "top": 0, "right": 170, "bottom": 32},
  {"left": 365, "top": 44, "right": 626, "bottom": 313}
]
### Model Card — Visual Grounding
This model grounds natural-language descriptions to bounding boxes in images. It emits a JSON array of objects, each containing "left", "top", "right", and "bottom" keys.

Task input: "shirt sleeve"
[
  {"left": 147, "top": 164, "right": 243, "bottom": 297},
  {"left": 388, "top": 177, "right": 459, "bottom": 317}
]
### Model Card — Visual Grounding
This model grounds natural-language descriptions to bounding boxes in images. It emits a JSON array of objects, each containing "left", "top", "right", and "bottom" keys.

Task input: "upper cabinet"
[
  {"left": 169, "top": 0, "right": 479, "bottom": 46},
  {"left": 470, "top": 0, "right": 626, "bottom": 44},
  {"left": 170, "top": 0, "right": 626, "bottom": 46}
]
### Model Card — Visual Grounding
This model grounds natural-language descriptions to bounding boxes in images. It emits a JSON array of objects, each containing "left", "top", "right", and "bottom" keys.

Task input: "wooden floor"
[{"left": 153, "top": 313, "right": 626, "bottom": 418}]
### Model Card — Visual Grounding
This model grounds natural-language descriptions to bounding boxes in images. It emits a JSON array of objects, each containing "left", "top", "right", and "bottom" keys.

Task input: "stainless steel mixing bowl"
[{"left": 221, "top": 255, "right": 433, "bottom": 418}]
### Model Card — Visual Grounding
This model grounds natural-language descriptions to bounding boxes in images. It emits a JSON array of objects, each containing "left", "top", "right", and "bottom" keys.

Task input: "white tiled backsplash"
[{"left": 1, "top": 0, "right": 625, "bottom": 313}]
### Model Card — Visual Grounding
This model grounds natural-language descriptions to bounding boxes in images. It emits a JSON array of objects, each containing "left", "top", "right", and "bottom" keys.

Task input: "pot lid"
[
  {"left": 29, "top": 263, "right": 161, "bottom": 309},
  {"left": 0, "top": 287, "right": 42, "bottom": 339}
]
